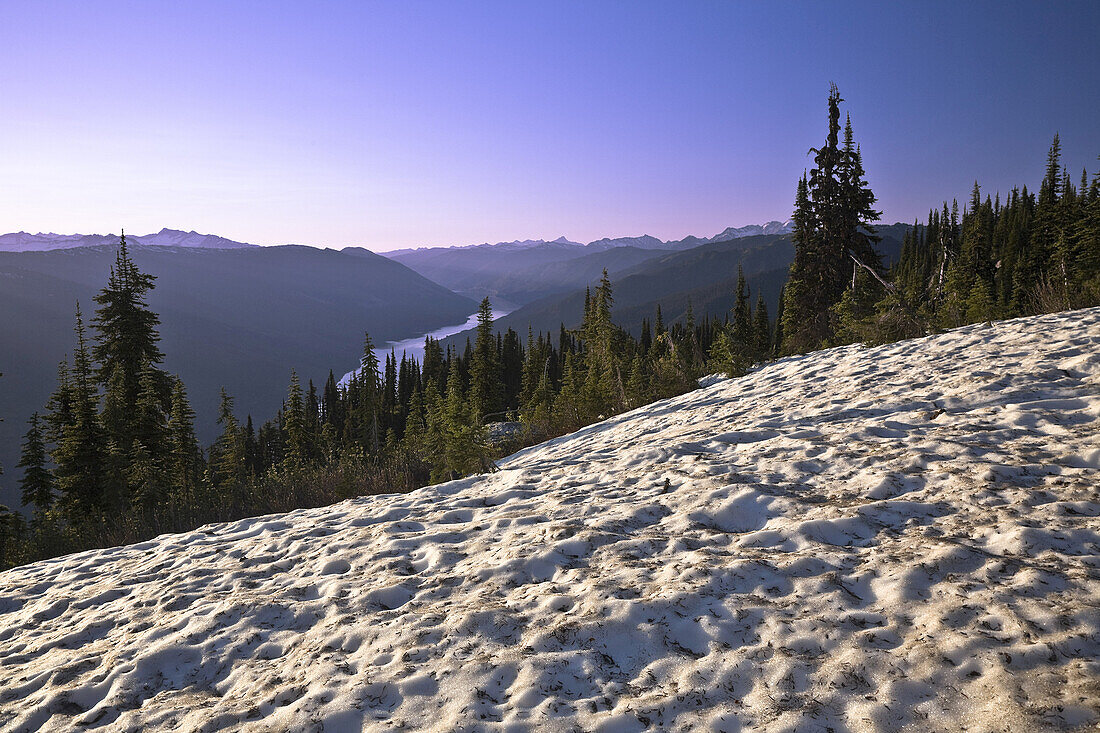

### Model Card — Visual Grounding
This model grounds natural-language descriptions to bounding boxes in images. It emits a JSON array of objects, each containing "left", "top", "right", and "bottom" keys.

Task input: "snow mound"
[{"left": 3, "top": 309, "right": 1100, "bottom": 731}]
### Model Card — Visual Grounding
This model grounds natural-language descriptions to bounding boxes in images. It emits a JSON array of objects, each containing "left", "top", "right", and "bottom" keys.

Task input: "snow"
[
  {"left": 3, "top": 309, "right": 1100, "bottom": 731},
  {"left": 0, "top": 229, "right": 256, "bottom": 252}
]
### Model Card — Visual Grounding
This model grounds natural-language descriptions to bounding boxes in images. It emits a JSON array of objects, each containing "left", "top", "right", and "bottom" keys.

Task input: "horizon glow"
[{"left": 1, "top": 1, "right": 1098, "bottom": 252}]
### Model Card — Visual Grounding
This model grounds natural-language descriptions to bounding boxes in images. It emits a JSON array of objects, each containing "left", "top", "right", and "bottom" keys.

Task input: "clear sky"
[{"left": 1, "top": 1, "right": 1097, "bottom": 251}]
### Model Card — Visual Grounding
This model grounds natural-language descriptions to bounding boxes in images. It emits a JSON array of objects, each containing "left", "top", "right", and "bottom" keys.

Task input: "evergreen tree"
[
  {"left": 439, "top": 363, "right": 488, "bottom": 480},
  {"left": 93, "top": 236, "right": 172, "bottom": 449},
  {"left": 284, "top": 370, "right": 309, "bottom": 467},
  {"left": 781, "top": 85, "right": 881, "bottom": 353},
  {"left": 732, "top": 265, "right": 752, "bottom": 346},
  {"left": 18, "top": 412, "right": 54, "bottom": 516},
  {"left": 0, "top": 504, "right": 25, "bottom": 570},
  {"left": 357, "top": 333, "right": 382, "bottom": 455},
  {"left": 321, "top": 371, "right": 344, "bottom": 435},
  {"left": 500, "top": 328, "right": 524, "bottom": 412},
  {"left": 752, "top": 294, "right": 771, "bottom": 360},
  {"left": 1014, "top": 135, "right": 1063, "bottom": 309},
  {"left": 211, "top": 389, "right": 247, "bottom": 505},
  {"left": 43, "top": 359, "right": 74, "bottom": 449},
  {"left": 54, "top": 305, "right": 109, "bottom": 519},
  {"left": 468, "top": 297, "right": 503, "bottom": 421},
  {"left": 306, "top": 379, "right": 321, "bottom": 460},
  {"left": 167, "top": 377, "right": 203, "bottom": 508},
  {"left": 772, "top": 283, "right": 785, "bottom": 357},
  {"left": 128, "top": 361, "right": 172, "bottom": 512}
]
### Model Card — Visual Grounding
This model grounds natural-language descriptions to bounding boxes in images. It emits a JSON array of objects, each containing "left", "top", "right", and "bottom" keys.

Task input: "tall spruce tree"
[
  {"left": 93, "top": 236, "right": 172, "bottom": 448},
  {"left": 127, "top": 361, "right": 172, "bottom": 512},
  {"left": 54, "top": 305, "right": 109, "bottom": 518},
  {"left": 284, "top": 370, "right": 309, "bottom": 467},
  {"left": 167, "top": 377, "right": 203, "bottom": 507},
  {"left": 752, "top": 294, "right": 771, "bottom": 360},
  {"left": 211, "top": 389, "right": 246, "bottom": 505},
  {"left": 1014, "top": 135, "right": 1063, "bottom": 310},
  {"left": 43, "top": 359, "right": 74, "bottom": 450},
  {"left": 469, "top": 297, "right": 503, "bottom": 421},
  {"left": 781, "top": 85, "right": 881, "bottom": 353},
  {"left": 732, "top": 265, "right": 752, "bottom": 347},
  {"left": 18, "top": 412, "right": 54, "bottom": 517}
]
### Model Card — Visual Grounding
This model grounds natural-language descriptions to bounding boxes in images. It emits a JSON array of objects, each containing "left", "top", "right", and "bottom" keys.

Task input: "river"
[{"left": 340, "top": 307, "right": 511, "bottom": 385}]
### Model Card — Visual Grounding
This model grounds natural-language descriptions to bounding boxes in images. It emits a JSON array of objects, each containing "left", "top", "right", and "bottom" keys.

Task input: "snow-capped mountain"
[
  {"left": 3, "top": 308, "right": 1098, "bottom": 731},
  {"left": 0, "top": 228, "right": 258, "bottom": 252},
  {"left": 584, "top": 233, "right": 666, "bottom": 251},
  {"left": 704, "top": 219, "right": 794, "bottom": 242},
  {"left": 384, "top": 235, "right": 586, "bottom": 257},
  {"left": 384, "top": 221, "right": 797, "bottom": 257},
  {"left": 0, "top": 221, "right": 796, "bottom": 255}
]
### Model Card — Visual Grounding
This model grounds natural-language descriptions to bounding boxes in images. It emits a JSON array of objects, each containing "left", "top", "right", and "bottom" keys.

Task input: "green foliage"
[
  {"left": 53, "top": 304, "right": 109, "bottom": 520},
  {"left": 874, "top": 135, "right": 1100, "bottom": 340},
  {"left": 469, "top": 297, "right": 503, "bottom": 421},
  {"left": 17, "top": 413, "right": 54, "bottom": 517},
  {"left": 782, "top": 86, "right": 882, "bottom": 353}
]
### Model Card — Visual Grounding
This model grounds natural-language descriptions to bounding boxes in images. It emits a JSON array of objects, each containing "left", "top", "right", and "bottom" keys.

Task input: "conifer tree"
[
  {"left": 752, "top": 294, "right": 771, "bottom": 360},
  {"left": 321, "top": 370, "right": 344, "bottom": 435},
  {"left": 439, "top": 363, "right": 488, "bottom": 480},
  {"left": 284, "top": 370, "right": 309, "bottom": 467},
  {"left": 781, "top": 85, "right": 881, "bottom": 353},
  {"left": 167, "top": 377, "right": 203, "bottom": 507},
  {"left": 128, "top": 361, "right": 172, "bottom": 512},
  {"left": 18, "top": 412, "right": 54, "bottom": 517},
  {"left": 625, "top": 352, "right": 651, "bottom": 409},
  {"left": 469, "top": 297, "right": 503, "bottom": 421},
  {"left": 54, "top": 305, "right": 109, "bottom": 519},
  {"left": 357, "top": 333, "right": 382, "bottom": 455},
  {"left": 1014, "top": 135, "right": 1062, "bottom": 309},
  {"left": 772, "top": 283, "right": 785, "bottom": 357},
  {"left": 93, "top": 236, "right": 172, "bottom": 450},
  {"left": 0, "top": 504, "right": 24, "bottom": 570},
  {"left": 500, "top": 328, "right": 523, "bottom": 412},
  {"left": 732, "top": 265, "right": 752, "bottom": 347},
  {"left": 306, "top": 379, "right": 321, "bottom": 460},
  {"left": 43, "top": 359, "right": 74, "bottom": 449},
  {"left": 211, "top": 389, "right": 246, "bottom": 505}
]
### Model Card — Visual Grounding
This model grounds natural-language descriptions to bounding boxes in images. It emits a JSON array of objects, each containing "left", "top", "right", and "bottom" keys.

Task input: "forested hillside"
[
  {"left": 446, "top": 225, "right": 907, "bottom": 347},
  {"left": 0, "top": 244, "right": 475, "bottom": 510},
  {"left": 383, "top": 223, "right": 793, "bottom": 307},
  {"left": 0, "top": 86, "right": 1096, "bottom": 573}
]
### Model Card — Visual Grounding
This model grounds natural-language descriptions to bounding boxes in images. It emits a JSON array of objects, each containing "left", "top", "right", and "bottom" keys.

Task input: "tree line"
[
  {"left": 2, "top": 84, "right": 1097, "bottom": 568},
  {"left": 779, "top": 85, "right": 1100, "bottom": 352},
  {"left": 0, "top": 246, "right": 779, "bottom": 567}
]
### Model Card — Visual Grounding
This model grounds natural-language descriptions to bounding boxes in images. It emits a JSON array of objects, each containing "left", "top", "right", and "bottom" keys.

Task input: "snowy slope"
[{"left": 2, "top": 310, "right": 1100, "bottom": 732}]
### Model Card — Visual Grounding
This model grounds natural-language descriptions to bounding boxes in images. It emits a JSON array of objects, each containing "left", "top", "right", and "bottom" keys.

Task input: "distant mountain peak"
[
  {"left": 0, "top": 228, "right": 258, "bottom": 252},
  {"left": 704, "top": 220, "right": 794, "bottom": 243}
]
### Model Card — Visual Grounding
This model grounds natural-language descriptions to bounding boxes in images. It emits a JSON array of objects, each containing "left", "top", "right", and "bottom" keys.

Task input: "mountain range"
[
  {"left": 435, "top": 224, "right": 909, "bottom": 351},
  {"left": 383, "top": 221, "right": 794, "bottom": 308},
  {"left": 0, "top": 228, "right": 260, "bottom": 252}
]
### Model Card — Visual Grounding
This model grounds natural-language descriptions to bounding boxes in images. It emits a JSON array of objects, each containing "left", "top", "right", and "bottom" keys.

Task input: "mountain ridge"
[
  {"left": 382, "top": 220, "right": 796, "bottom": 257},
  {"left": 0, "top": 228, "right": 260, "bottom": 252}
]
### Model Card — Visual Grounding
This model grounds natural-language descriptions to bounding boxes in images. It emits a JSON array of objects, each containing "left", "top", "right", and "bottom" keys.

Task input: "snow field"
[{"left": 2, "top": 308, "right": 1099, "bottom": 731}]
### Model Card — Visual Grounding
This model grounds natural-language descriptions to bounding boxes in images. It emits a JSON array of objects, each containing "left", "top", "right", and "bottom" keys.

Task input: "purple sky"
[{"left": 2, "top": 1, "right": 1097, "bottom": 251}]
